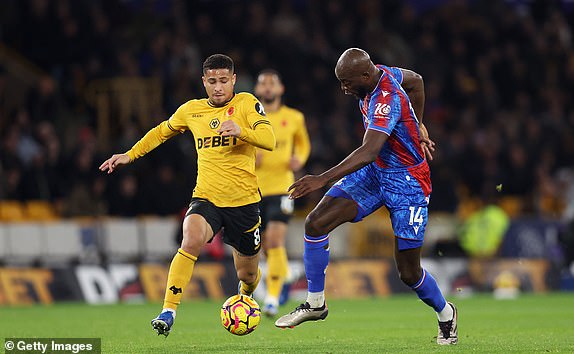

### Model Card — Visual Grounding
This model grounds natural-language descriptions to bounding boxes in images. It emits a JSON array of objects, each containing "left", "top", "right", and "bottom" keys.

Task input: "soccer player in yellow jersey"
[
  {"left": 99, "top": 54, "right": 275, "bottom": 336},
  {"left": 254, "top": 69, "right": 310, "bottom": 316}
]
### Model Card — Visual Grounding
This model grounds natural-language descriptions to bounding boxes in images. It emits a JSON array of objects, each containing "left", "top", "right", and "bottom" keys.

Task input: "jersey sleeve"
[
  {"left": 166, "top": 103, "right": 189, "bottom": 133},
  {"left": 237, "top": 95, "right": 275, "bottom": 151},
  {"left": 366, "top": 90, "right": 401, "bottom": 136},
  {"left": 244, "top": 95, "right": 270, "bottom": 129},
  {"left": 387, "top": 67, "right": 404, "bottom": 84}
]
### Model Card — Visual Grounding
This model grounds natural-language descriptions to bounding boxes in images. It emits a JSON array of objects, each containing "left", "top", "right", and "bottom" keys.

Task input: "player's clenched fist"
[
  {"left": 217, "top": 120, "right": 241, "bottom": 137},
  {"left": 99, "top": 153, "right": 130, "bottom": 174}
]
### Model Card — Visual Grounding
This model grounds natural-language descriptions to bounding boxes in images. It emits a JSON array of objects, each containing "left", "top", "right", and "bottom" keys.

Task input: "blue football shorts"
[{"left": 326, "top": 161, "right": 431, "bottom": 250}]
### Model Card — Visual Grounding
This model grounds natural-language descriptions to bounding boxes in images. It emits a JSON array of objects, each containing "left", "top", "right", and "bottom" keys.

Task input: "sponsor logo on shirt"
[
  {"left": 196, "top": 135, "right": 238, "bottom": 149},
  {"left": 374, "top": 103, "right": 391, "bottom": 117}
]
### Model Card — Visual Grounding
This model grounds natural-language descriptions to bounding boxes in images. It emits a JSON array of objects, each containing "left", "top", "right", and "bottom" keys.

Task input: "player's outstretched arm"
[
  {"left": 100, "top": 120, "right": 182, "bottom": 175},
  {"left": 99, "top": 153, "right": 131, "bottom": 174},
  {"left": 288, "top": 129, "right": 387, "bottom": 199}
]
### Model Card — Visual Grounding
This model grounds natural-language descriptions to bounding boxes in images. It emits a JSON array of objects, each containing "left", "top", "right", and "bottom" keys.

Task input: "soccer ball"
[{"left": 220, "top": 294, "right": 261, "bottom": 335}]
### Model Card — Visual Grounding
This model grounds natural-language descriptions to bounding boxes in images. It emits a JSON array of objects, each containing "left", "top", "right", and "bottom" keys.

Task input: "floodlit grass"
[{"left": 1, "top": 293, "right": 573, "bottom": 353}]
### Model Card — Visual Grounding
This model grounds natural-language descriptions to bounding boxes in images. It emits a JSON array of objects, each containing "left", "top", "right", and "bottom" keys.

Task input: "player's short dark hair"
[
  {"left": 257, "top": 68, "right": 282, "bottom": 83},
  {"left": 202, "top": 54, "right": 234, "bottom": 74}
]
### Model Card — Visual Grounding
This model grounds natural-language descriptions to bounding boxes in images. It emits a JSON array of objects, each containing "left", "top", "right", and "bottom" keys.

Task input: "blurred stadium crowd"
[{"left": 0, "top": 0, "right": 573, "bottom": 223}]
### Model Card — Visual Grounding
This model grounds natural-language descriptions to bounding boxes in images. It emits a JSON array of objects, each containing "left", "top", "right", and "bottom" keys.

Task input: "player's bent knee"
[
  {"left": 180, "top": 233, "right": 206, "bottom": 255},
  {"left": 180, "top": 242, "right": 200, "bottom": 256},
  {"left": 304, "top": 212, "right": 327, "bottom": 236},
  {"left": 304, "top": 218, "right": 322, "bottom": 236},
  {"left": 398, "top": 272, "right": 417, "bottom": 287},
  {"left": 397, "top": 268, "right": 422, "bottom": 287},
  {"left": 305, "top": 198, "right": 356, "bottom": 236},
  {"left": 181, "top": 219, "right": 212, "bottom": 255}
]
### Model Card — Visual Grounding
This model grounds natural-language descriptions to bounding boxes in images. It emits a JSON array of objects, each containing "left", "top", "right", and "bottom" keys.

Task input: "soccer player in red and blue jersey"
[{"left": 275, "top": 48, "right": 458, "bottom": 345}]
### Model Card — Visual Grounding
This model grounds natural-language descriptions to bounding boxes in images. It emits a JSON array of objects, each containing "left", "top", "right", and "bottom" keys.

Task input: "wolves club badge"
[{"left": 210, "top": 118, "right": 220, "bottom": 129}]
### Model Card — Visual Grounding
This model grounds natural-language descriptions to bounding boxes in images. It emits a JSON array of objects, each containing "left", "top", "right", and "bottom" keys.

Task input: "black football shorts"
[{"left": 186, "top": 198, "right": 262, "bottom": 255}]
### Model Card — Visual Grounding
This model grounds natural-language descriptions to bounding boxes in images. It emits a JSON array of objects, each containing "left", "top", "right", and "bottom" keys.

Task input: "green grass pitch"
[{"left": 1, "top": 293, "right": 573, "bottom": 353}]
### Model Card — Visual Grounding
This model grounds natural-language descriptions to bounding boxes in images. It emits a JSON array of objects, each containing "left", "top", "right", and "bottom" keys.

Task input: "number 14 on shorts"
[
  {"left": 408, "top": 206, "right": 424, "bottom": 235},
  {"left": 408, "top": 206, "right": 424, "bottom": 225}
]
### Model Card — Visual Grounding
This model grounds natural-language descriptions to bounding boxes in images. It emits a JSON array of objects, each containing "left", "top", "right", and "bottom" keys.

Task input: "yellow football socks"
[
  {"left": 163, "top": 248, "right": 197, "bottom": 311},
  {"left": 240, "top": 268, "right": 262, "bottom": 296},
  {"left": 266, "top": 247, "right": 288, "bottom": 300}
]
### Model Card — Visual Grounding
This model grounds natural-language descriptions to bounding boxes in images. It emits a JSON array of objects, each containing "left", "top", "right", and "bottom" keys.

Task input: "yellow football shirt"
[
  {"left": 126, "top": 92, "right": 275, "bottom": 207},
  {"left": 255, "top": 105, "right": 310, "bottom": 196}
]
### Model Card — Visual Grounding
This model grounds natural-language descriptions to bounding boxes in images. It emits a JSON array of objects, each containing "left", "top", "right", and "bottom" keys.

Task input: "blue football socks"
[
  {"left": 303, "top": 234, "right": 330, "bottom": 294},
  {"left": 411, "top": 268, "right": 447, "bottom": 313}
]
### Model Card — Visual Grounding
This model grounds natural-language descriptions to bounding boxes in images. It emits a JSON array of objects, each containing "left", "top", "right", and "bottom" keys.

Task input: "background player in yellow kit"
[
  {"left": 254, "top": 69, "right": 311, "bottom": 316},
  {"left": 99, "top": 54, "right": 275, "bottom": 336}
]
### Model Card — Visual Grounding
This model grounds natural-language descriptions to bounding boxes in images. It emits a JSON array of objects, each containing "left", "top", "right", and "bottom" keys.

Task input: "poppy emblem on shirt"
[
  {"left": 209, "top": 118, "right": 220, "bottom": 129},
  {"left": 227, "top": 107, "right": 235, "bottom": 116}
]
